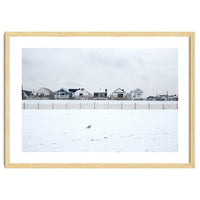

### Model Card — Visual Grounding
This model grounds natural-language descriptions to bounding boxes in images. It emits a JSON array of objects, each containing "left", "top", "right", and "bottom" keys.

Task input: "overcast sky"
[{"left": 22, "top": 48, "right": 178, "bottom": 96}]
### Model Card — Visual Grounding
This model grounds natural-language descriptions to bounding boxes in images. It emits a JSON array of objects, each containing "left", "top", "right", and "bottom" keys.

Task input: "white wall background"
[{"left": 0, "top": 0, "right": 199, "bottom": 199}]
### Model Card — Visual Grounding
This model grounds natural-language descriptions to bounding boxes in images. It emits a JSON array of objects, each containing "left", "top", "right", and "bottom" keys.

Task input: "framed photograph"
[{"left": 5, "top": 32, "right": 195, "bottom": 168}]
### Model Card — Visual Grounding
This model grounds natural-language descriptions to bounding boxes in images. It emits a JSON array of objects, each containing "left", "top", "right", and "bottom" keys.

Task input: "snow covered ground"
[{"left": 22, "top": 109, "right": 178, "bottom": 152}]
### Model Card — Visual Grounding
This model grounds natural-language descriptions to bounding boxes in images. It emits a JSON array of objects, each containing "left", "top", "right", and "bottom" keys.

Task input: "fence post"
[
  {"left": 107, "top": 102, "right": 109, "bottom": 109},
  {"left": 94, "top": 102, "right": 95, "bottom": 109},
  {"left": 52, "top": 103, "right": 54, "bottom": 110},
  {"left": 80, "top": 102, "right": 81, "bottom": 109},
  {"left": 148, "top": 103, "right": 150, "bottom": 109},
  {"left": 121, "top": 103, "right": 123, "bottom": 109},
  {"left": 66, "top": 103, "right": 67, "bottom": 109},
  {"left": 177, "top": 103, "right": 178, "bottom": 109},
  {"left": 23, "top": 102, "right": 25, "bottom": 109},
  {"left": 163, "top": 103, "right": 164, "bottom": 110},
  {"left": 38, "top": 103, "right": 39, "bottom": 110},
  {"left": 135, "top": 103, "right": 136, "bottom": 109}
]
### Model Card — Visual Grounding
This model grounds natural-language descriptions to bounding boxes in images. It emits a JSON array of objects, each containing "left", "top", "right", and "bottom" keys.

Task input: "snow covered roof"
[
  {"left": 75, "top": 88, "right": 91, "bottom": 95},
  {"left": 37, "top": 87, "right": 54, "bottom": 94},
  {"left": 132, "top": 88, "right": 143, "bottom": 93},
  {"left": 55, "top": 88, "right": 70, "bottom": 93},
  {"left": 169, "top": 96, "right": 178, "bottom": 99},
  {"left": 112, "top": 88, "right": 126, "bottom": 94},
  {"left": 94, "top": 89, "right": 107, "bottom": 93}
]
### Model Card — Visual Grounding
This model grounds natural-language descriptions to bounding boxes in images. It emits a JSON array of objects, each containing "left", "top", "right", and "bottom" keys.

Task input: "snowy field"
[{"left": 22, "top": 109, "right": 178, "bottom": 152}]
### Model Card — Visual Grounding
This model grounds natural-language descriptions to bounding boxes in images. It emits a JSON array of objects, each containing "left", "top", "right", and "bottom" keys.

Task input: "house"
[
  {"left": 68, "top": 88, "right": 80, "bottom": 98},
  {"left": 155, "top": 95, "right": 167, "bottom": 101},
  {"left": 146, "top": 96, "right": 156, "bottom": 101},
  {"left": 155, "top": 91, "right": 178, "bottom": 101},
  {"left": 74, "top": 88, "right": 92, "bottom": 99},
  {"left": 155, "top": 93, "right": 178, "bottom": 101},
  {"left": 54, "top": 88, "right": 73, "bottom": 99},
  {"left": 128, "top": 88, "right": 144, "bottom": 100},
  {"left": 22, "top": 90, "right": 33, "bottom": 100},
  {"left": 111, "top": 88, "right": 127, "bottom": 100},
  {"left": 36, "top": 87, "right": 54, "bottom": 99},
  {"left": 169, "top": 95, "right": 178, "bottom": 101},
  {"left": 93, "top": 89, "right": 108, "bottom": 100}
]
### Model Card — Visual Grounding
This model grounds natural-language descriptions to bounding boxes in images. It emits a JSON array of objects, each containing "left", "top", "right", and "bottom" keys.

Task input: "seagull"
[{"left": 86, "top": 125, "right": 91, "bottom": 129}]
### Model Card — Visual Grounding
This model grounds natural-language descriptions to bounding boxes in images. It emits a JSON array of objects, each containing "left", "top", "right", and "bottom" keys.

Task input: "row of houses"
[
  {"left": 146, "top": 95, "right": 178, "bottom": 101},
  {"left": 22, "top": 87, "right": 178, "bottom": 101}
]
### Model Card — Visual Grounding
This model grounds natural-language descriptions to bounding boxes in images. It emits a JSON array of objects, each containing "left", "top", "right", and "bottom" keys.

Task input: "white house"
[
  {"left": 111, "top": 88, "right": 127, "bottom": 100},
  {"left": 93, "top": 89, "right": 108, "bottom": 100},
  {"left": 36, "top": 87, "right": 54, "bottom": 99},
  {"left": 128, "top": 88, "right": 144, "bottom": 100},
  {"left": 74, "top": 88, "right": 92, "bottom": 99}
]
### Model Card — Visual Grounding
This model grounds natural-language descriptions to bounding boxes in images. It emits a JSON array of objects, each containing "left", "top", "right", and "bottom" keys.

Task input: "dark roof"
[
  {"left": 23, "top": 90, "right": 32, "bottom": 96},
  {"left": 56, "top": 88, "right": 72, "bottom": 94},
  {"left": 69, "top": 89, "right": 80, "bottom": 93},
  {"left": 147, "top": 96, "right": 155, "bottom": 98}
]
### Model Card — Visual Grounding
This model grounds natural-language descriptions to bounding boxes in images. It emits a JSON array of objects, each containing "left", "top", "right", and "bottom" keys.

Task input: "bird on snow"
[{"left": 86, "top": 125, "right": 91, "bottom": 129}]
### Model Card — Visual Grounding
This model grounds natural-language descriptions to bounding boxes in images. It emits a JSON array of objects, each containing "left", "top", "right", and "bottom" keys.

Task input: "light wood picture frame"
[{"left": 5, "top": 32, "right": 195, "bottom": 168}]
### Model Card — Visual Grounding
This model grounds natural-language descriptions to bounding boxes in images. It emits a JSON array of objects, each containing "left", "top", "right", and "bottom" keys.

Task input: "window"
[{"left": 100, "top": 93, "right": 105, "bottom": 98}]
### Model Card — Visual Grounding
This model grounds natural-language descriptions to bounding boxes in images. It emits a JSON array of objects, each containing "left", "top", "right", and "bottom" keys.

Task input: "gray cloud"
[{"left": 22, "top": 48, "right": 178, "bottom": 96}]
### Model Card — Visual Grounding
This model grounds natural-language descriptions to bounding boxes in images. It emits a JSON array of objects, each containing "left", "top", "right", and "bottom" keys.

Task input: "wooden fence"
[{"left": 22, "top": 102, "right": 178, "bottom": 110}]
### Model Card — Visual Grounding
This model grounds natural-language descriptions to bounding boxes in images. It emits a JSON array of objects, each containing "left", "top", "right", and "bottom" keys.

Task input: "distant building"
[
  {"left": 128, "top": 88, "right": 144, "bottom": 100},
  {"left": 155, "top": 92, "right": 179, "bottom": 101},
  {"left": 146, "top": 96, "right": 156, "bottom": 101},
  {"left": 54, "top": 88, "right": 73, "bottom": 99},
  {"left": 111, "top": 88, "right": 127, "bottom": 100},
  {"left": 169, "top": 95, "right": 178, "bottom": 101},
  {"left": 22, "top": 90, "right": 33, "bottom": 100},
  {"left": 93, "top": 89, "right": 108, "bottom": 100},
  {"left": 36, "top": 87, "right": 54, "bottom": 99},
  {"left": 74, "top": 88, "right": 92, "bottom": 99},
  {"left": 155, "top": 95, "right": 168, "bottom": 101}
]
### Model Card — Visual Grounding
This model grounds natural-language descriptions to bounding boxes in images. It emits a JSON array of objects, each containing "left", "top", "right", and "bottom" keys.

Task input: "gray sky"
[{"left": 22, "top": 48, "right": 178, "bottom": 96}]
